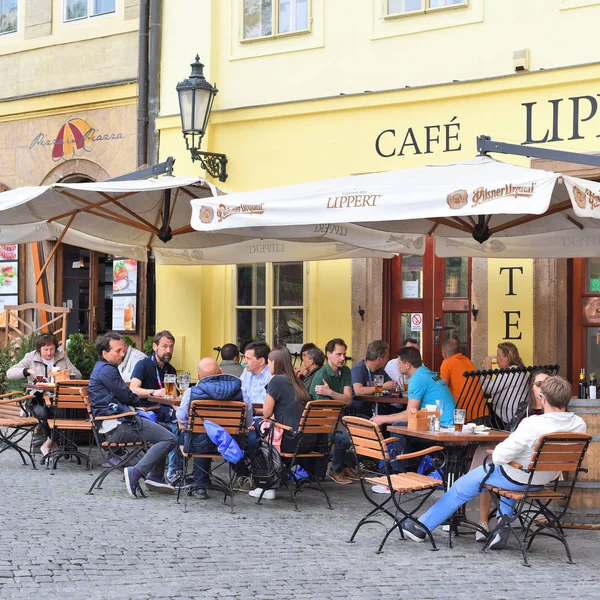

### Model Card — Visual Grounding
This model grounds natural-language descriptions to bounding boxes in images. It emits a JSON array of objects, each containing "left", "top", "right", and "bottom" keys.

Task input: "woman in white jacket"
[{"left": 7, "top": 333, "right": 81, "bottom": 456}]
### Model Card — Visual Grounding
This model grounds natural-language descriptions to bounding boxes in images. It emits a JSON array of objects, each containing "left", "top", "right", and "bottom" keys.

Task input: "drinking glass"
[
  {"left": 164, "top": 374, "right": 176, "bottom": 399},
  {"left": 373, "top": 375, "right": 384, "bottom": 397},
  {"left": 176, "top": 374, "right": 189, "bottom": 394},
  {"left": 435, "top": 399, "right": 444, "bottom": 422},
  {"left": 453, "top": 408, "right": 466, "bottom": 432}
]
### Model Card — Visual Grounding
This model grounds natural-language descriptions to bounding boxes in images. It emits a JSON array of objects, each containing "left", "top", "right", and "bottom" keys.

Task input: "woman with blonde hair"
[{"left": 482, "top": 342, "right": 528, "bottom": 429}]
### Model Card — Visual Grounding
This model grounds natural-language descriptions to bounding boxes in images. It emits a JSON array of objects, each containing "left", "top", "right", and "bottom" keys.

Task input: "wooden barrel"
[{"left": 559, "top": 399, "right": 600, "bottom": 527}]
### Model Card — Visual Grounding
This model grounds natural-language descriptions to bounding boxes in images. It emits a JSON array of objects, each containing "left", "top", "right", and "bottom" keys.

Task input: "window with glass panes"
[
  {"left": 64, "top": 0, "right": 115, "bottom": 22},
  {"left": 236, "top": 262, "right": 305, "bottom": 352},
  {"left": 0, "top": 0, "right": 17, "bottom": 35},
  {"left": 243, "top": 0, "right": 309, "bottom": 40},
  {"left": 387, "top": 0, "right": 467, "bottom": 16}
]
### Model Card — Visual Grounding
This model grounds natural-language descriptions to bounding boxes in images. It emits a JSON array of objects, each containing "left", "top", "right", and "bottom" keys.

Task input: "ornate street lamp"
[{"left": 176, "top": 55, "right": 228, "bottom": 182}]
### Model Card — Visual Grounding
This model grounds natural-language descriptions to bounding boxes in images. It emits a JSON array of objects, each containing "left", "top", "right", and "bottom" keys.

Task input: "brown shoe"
[
  {"left": 342, "top": 466, "right": 360, "bottom": 481},
  {"left": 328, "top": 469, "right": 352, "bottom": 485}
]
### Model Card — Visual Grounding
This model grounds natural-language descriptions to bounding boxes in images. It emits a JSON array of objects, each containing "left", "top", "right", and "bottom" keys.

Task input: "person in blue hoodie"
[{"left": 176, "top": 357, "right": 246, "bottom": 499}]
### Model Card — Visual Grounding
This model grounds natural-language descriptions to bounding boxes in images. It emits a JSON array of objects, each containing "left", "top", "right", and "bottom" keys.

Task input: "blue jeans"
[
  {"left": 188, "top": 432, "right": 218, "bottom": 487},
  {"left": 188, "top": 432, "right": 248, "bottom": 486},
  {"left": 163, "top": 422, "right": 183, "bottom": 475},
  {"left": 418, "top": 465, "right": 533, "bottom": 532},
  {"left": 331, "top": 428, "right": 353, "bottom": 473},
  {"left": 385, "top": 421, "right": 429, "bottom": 474}
]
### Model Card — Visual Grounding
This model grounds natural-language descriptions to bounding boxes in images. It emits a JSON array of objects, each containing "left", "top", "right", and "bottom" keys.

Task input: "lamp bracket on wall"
[{"left": 190, "top": 149, "right": 228, "bottom": 183}]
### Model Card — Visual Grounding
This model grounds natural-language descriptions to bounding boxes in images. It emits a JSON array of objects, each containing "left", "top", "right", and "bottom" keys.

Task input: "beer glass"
[
  {"left": 164, "top": 374, "right": 176, "bottom": 399},
  {"left": 373, "top": 375, "right": 384, "bottom": 397},
  {"left": 177, "top": 374, "right": 189, "bottom": 394},
  {"left": 453, "top": 408, "right": 466, "bottom": 432}
]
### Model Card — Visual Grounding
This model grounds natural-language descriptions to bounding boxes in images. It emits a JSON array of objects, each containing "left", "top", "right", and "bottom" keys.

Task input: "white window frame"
[
  {"left": 234, "top": 262, "right": 306, "bottom": 350},
  {"left": 63, "top": 0, "right": 116, "bottom": 23},
  {"left": 0, "top": 0, "right": 18, "bottom": 37},
  {"left": 385, "top": 0, "right": 468, "bottom": 19},
  {"left": 241, "top": 0, "right": 311, "bottom": 42}
]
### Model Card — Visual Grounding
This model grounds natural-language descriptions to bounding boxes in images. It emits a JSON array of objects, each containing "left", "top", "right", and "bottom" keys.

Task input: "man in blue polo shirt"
[
  {"left": 372, "top": 346, "right": 455, "bottom": 475},
  {"left": 130, "top": 330, "right": 182, "bottom": 485}
]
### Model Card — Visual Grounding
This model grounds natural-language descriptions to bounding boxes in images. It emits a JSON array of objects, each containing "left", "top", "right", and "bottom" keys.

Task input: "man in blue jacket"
[
  {"left": 88, "top": 332, "right": 177, "bottom": 498},
  {"left": 176, "top": 357, "right": 246, "bottom": 499}
]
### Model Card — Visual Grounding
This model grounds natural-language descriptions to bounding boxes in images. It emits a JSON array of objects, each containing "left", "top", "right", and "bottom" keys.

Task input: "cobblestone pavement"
[{"left": 1, "top": 447, "right": 599, "bottom": 600}]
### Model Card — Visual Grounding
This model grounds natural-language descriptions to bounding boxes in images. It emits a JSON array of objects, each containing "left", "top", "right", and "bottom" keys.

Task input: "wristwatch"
[{"left": 148, "top": 389, "right": 155, "bottom": 397}]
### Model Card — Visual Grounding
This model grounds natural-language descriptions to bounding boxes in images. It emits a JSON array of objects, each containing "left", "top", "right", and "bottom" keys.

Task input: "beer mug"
[
  {"left": 164, "top": 374, "right": 176, "bottom": 399},
  {"left": 373, "top": 375, "right": 384, "bottom": 397}
]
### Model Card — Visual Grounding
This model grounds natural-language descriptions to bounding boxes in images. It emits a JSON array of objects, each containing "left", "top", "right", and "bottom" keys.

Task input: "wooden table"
[
  {"left": 388, "top": 425, "right": 509, "bottom": 543},
  {"left": 354, "top": 393, "right": 407, "bottom": 416}
]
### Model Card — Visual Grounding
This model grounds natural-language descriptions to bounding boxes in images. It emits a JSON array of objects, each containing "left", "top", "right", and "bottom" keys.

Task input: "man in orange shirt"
[{"left": 439, "top": 339, "right": 477, "bottom": 402}]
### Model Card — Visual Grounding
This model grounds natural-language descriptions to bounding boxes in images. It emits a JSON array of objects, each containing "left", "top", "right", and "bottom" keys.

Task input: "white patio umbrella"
[
  {"left": 0, "top": 176, "right": 407, "bottom": 265},
  {"left": 189, "top": 156, "right": 600, "bottom": 258}
]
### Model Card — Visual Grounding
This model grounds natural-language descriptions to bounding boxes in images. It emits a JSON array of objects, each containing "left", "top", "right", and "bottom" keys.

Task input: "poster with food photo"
[
  {"left": 0, "top": 245, "right": 18, "bottom": 261},
  {"left": 112, "top": 295, "right": 136, "bottom": 332},
  {"left": 0, "top": 295, "right": 18, "bottom": 328},
  {"left": 113, "top": 258, "right": 137, "bottom": 295},
  {"left": 0, "top": 262, "right": 18, "bottom": 295}
]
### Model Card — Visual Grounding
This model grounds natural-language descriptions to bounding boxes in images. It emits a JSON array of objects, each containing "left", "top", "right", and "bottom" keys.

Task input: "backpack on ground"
[{"left": 250, "top": 420, "right": 284, "bottom": 489}]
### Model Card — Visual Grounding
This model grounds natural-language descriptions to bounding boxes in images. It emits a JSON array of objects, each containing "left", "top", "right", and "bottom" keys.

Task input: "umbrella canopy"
[
  {"left": 190, "top": 156, "right": 600, "bottom": 258},
  {"left": 0, "top": 176, "right": 404, "bottom": 263}
]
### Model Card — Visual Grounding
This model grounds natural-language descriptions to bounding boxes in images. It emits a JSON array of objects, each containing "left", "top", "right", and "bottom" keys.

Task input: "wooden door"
[{"left": 383, "top": 239, "right": 472, "bottom": 371}]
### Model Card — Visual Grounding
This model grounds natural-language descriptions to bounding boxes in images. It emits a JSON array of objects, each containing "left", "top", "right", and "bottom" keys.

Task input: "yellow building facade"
[
  {"left": 156, "top": 0, "right": 600, "bottom": 378},
  {"left": 0, "top": 1, "right": 142, "bottom": 342}
]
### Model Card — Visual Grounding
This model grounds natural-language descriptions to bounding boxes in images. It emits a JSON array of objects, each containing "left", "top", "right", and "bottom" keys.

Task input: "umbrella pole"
[{"left": 35, "top": 214, "right": 76, "bottom": 285}]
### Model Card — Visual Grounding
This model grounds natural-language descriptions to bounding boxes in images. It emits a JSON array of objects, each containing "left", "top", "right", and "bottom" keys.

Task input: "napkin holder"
[
  {"left": 407, "top": 408, "right": 440, "bottom": 431},
  {"left": 53, "top": 369, "right": 71, "bottom": 382}
]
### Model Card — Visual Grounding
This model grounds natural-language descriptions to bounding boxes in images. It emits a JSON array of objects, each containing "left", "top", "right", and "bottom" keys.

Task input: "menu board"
[
  {"left": 0, "top": 245, "right": 18, "bottom": 328},
  {"left": 112, "top": 258, "right": 137, "bottom": 332}
]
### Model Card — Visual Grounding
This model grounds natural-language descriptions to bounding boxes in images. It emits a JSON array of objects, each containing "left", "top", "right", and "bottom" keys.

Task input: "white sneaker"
[
  {"left": 475, "top": 521, "right": 489, "bottom": 542},
  {"left": 371, "top": 484, "right": 391, "bottom": 494},
  {"left": 249, "top": 487, "right": 276, "bottom": 500}
]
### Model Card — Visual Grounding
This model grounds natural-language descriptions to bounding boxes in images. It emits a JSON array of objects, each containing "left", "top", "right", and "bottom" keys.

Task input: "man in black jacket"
[{"left": 88, "top": 331, "right": 177, "bottom": 498}]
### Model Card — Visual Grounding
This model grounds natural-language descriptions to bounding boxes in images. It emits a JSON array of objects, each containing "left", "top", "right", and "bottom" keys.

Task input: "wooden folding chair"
[
  {"left": 481, "top": 432, "right": 592, "bottom": 566},
  {"left": 43, "top": 381, "right": 92, "bottom": 470},
  {"left": 179, "top": 399, "right": 247, "bottom": 513},
  {"left": 343, "top": 416, "right": 443, "bottom": 553},
  {"left": 80, "top": 389, "right": 149, "bottom": 496},
  {"left": 0, "top": 391, "right": 38, "bottom": 469},
  {"left": 259, "top": 400, "right": 345, "bottom": 510}
]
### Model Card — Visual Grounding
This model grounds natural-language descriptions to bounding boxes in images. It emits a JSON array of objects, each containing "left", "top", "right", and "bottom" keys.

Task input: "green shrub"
[
  {"left": 143, "top": 336, "right": 154, "bottom": 356},
  {"left": 0, "top": 333, "right": 38, "bottom": 394},
  {"left": 66, "top": 333, "right": 98, "bottom": 379}
]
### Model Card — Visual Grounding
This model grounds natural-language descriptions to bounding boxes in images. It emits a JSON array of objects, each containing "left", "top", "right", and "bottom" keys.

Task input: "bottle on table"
[
  {"left": 578, "top": 368, "right": 588, "bottom": 400},
  {"left": 589, "top": 373, "right": 597, "bottom": 400}
]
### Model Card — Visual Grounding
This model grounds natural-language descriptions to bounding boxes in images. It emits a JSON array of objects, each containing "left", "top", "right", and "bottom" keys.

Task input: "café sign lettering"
[
  {"left": 29, "top": 117, "right": 124, "bottom": 161},
  {"left": 374, "top": 93, "right": 600, "bottom": 158}
]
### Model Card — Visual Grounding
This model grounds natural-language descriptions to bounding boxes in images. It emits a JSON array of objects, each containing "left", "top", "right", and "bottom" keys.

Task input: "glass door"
[
  {"left": 384, "top": 239, "right": 471, "bottom": 372},
  {"left": 57, "top": 245, "right": 111, "bottom": 340}
]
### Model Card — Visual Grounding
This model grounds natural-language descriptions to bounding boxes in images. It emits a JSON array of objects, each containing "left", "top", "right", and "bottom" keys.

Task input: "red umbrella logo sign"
[{"left": 52, "top": 118, "right": 94, "bottom": 161}]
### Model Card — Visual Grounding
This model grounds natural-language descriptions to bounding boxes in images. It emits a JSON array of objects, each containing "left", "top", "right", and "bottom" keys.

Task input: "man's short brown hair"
[
  {"left": 540, "top": 376, "right": 572, "bottom": 410},
  {"left": 398, "top": 346, "right": 422, "bottom": 369},
  {"left": 365, "top": 340, "right": 389, "bottom": 361}
]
